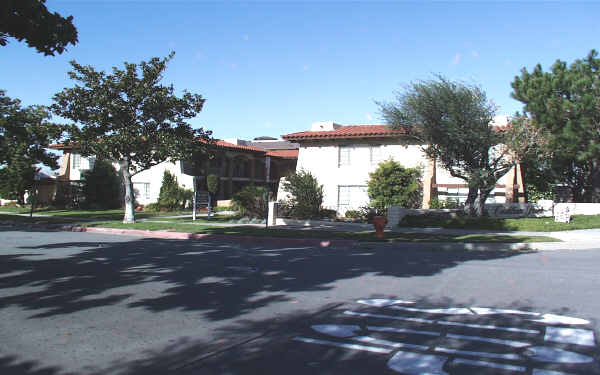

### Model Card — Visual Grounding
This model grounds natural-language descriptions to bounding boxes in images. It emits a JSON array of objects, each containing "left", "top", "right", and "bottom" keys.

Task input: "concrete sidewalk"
[{"left": 4, "top": 211, "right": 600, "bottom": 251}]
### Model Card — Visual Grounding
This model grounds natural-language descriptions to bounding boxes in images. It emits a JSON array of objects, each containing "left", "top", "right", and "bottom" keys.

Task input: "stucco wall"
[
  {"left": 67, "top": 152, "right": 192, "bottom": 205},
  {"left": 68, "top": 153, "right": 95, "bottom": 181},
  {"left": 295, "top": 141, "right": 426, "bottom": 213},
  {"left": 125, "top": 161, "right": 194, "bottom": 205}
]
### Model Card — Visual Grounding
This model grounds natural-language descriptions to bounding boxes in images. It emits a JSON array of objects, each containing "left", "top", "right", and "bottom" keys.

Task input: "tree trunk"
[
  {"left": 120, "top": 158, "right": 135, "bottom": 224},
  {"left": 591, "top": 159, "right": 600, "bottom": 203},
  {"left": 464, "top": 186, "right": 478, "bottom": 216},
  {"left": 476, "top": 187, "right": 494, "bottom": 217}
]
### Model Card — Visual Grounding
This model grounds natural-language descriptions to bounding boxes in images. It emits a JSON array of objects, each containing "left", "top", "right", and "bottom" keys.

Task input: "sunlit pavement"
[{"left": 199, "top": 300, "right": 599, "bottom": 375}]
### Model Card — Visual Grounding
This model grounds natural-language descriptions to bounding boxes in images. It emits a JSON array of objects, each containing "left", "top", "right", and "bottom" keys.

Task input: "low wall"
[
  {"left": 554, "top": 203, "right": 600, "bottom": 216},
  {"left": 274, "top": 218, "right": 339, "bottom": 226}
]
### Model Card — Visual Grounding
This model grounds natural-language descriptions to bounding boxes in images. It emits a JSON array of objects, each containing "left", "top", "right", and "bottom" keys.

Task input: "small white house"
[{"left": 282, "top": 121, "right": 525, "bottom": 215}]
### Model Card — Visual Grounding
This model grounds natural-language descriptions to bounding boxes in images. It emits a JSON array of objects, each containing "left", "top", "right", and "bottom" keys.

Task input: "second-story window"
[
  {"left": 72, "top": 154, "right": 81, "bottom": 169},
  {"left": 338, "top": 146, "right": 351, "bottom": 167},
  {"left": 370, "top": 145, "right": 383, "bottom": 166}
]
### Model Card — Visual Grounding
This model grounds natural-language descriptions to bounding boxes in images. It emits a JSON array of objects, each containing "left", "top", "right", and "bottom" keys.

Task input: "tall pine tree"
[{"left": 512, "top": 50, "right": 600, "bottom": 202}]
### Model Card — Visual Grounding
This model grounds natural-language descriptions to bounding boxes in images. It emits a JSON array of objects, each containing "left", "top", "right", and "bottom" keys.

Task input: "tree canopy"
[
  {"left": 1, "top": 0, "right": 78, "bottom": 55},
  {"left": 511, "top": 49, "right": 600, "bottom": 202},
  {"left": 0, "top": 91, "right": 62, "bottom": 203},
  {"left": 378, "top": 76, "right": 514, "bottom": 216},
  {"left": 52, "top": 53, "right": 211, "bottom": 223}
]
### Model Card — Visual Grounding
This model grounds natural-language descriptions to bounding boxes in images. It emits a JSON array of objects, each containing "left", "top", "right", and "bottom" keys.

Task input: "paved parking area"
[{"left": 0, "top": 228, "right": 599, "bottom": 374}]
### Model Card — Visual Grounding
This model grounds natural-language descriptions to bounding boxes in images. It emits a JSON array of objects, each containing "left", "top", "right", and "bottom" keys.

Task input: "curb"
[
  {"left": 54, "top": 225, "right": 578, "bottom": 251},
  {"left": 61, "top": 225, "right": 358, "bottom": 248}
]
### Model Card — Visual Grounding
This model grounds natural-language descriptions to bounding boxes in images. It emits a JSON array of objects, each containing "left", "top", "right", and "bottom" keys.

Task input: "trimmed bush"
[
  {"left": 81, "top": 159, "right": 121, "bottom": 209},
  {"left": 429, "top": 197, "right": 461, "bottom": 209},
  {"left": 368, "top": 159, "right": 422, "bottom": 211},
  {"left": 281, "top": 170, "right": 324, "bottom": 219},
  {"left": 157, "top": 170, "right": 192, "bottom": 211},
  {"left": 232, "top": 185, "right": 267, "bottom": 218}
]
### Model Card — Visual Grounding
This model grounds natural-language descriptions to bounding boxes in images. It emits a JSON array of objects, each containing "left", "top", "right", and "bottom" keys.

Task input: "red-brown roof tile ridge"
[
  {"left": 266, "top": 149, "right": 299, "bottom": 158},
  {"left": 282, "top": 124, "right": 406, "bottom": 140},
  {"left": 213, "top": 140, "right": 266, "bottom": 153}
]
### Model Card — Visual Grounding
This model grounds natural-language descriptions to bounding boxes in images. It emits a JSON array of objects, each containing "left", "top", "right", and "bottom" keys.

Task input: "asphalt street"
[{"left": 0, "top": 228, "right": 599, "bottom": 374}]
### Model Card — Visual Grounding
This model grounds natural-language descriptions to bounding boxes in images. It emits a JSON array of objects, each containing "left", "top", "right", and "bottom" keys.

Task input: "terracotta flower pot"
[{"left": 373, "top": 216, "right": 388, "bottom": 238}]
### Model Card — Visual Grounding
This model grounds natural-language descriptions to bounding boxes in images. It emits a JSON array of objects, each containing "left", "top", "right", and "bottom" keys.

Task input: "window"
[
  {"left": 370, "top": 145, "right": 383, "bottom": 166},
  {"left": 72, "top": 154, "right": 81, "bottom": 169},
  {"left": 338, "top": 146, "right": 351, "bottom": 167},
  {"left": 134, "top": 183, "right": 150, "bottom": 200},
  {"left": 337, "top": 185, "right": 368, "bottom": 215}
]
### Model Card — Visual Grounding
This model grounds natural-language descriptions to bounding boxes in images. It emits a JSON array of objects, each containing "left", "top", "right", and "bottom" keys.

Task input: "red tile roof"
[
  {"left": 282, "top": 125, "right": 405, "bottom": 141},
  {"left": 213, "top": 140, "right": 266, "bottom": 153},
  {"left": 266, "top": 149, "right": 299, "bottom": 159}
]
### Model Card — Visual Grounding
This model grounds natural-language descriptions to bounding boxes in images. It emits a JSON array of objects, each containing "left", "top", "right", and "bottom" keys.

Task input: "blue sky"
[{"left": 2, "top": 1, "right": 599, "bottom": 141}]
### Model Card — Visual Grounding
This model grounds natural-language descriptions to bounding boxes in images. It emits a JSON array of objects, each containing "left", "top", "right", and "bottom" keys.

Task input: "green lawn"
[
  {"left": 0, "top": 208, "right": 562, "bottom": 243},
  {"left": 401, "top": 214, "right": 600, "bottom": 232},
  {"left": 147, "top": 214, "right": 244, "bottom": 223},
  {"left": 0, "top": 206, "right": 31, "bottom": 214},
  {"left": 0, "top": 207, "right": 186, "bottom": 220},
  {"left": 83, "top": 220, "right": 557, "bottom": 243}
]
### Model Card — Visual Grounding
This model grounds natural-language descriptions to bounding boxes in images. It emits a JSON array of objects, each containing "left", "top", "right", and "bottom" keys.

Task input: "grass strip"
[
  {"left": 83, "top": 221, "right": 558, "bottom": 243},
  {"left": 401, "top": 214, "right": 600, "bottom": 232}
]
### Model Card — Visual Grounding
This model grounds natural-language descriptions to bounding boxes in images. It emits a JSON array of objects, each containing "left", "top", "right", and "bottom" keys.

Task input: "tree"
[
  {"left": 81, "top": 159, "right": 121, "bottom": 209},
  {"left": 1, "top": 0, "right": 78, "bottom": 55},
  {"left": 378, "top": 76, "right": 515, "bottom": 216},
  {"left": 0, "top": 91, "right": 62, "bottom": 204},
  {"left": 0, "top": 153, "right": 37, "bottom": 204},
  {"left": 511, "top": 50, "right": 600, "bottom": 202},
  {"left": 367, "top": 159, "right": 422, "bottom": 211},
  {"left": 157, "top": 170, "right": 182, "bottom": 211},
  {"left": 52, "top": 53, "right": 211, "bottom": 223},
  {"left": 206, "top": 173, "right": 219, "bottom": 218},
  {"left": 280, "top": 170, "right": 324, "bottom": 219}
]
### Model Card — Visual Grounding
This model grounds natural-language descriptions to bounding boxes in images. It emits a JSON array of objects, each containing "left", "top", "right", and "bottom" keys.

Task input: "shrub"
[
  {"left": 53, "top": 181, "right": 83, "bottom": 209},
  {"left": 429, "top": 197, "right": 461, "bottom": 209},
  {"left": 281, "top": 170, "right": 324, "bottom": 219},
  {"left": 156, "top": 170, "right": 191, "bottom": 211},
  {"left": 319, "top": 208, "right": 337, "bottom": 220},
  {"left": 526, "top": 183, "right": 554, "bottom": 202},
  {"left": 206, "top": 174, "right": 219, "bottom": 199},
  {"left": 232, "top": 185, "right": 267, "bottom": 218},
  {"left": 145, "top": 202, "right": 161, "bottom": 212},
  {"left": 345, "top": 210, "right": 361, "bottom": 219},
  {"left": 81, "top": 159, "right": 122, "bottom": 209},
  {"left": 368, "top": 159, "right": 422, "bottom": 211}
]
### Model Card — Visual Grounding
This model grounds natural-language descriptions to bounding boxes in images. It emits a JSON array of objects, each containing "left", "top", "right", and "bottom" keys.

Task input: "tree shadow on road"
[{"left": 0, "top": 231, "right": 531, "bottom": 320}]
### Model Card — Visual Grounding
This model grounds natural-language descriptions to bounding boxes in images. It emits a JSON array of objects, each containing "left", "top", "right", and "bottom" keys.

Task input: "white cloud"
[{"left": 451, "top": 53, "right": 462, "bottom": 65}]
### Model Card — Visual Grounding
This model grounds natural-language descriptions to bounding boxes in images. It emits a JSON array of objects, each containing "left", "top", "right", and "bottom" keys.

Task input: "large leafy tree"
[
  {"left": 1, "top": 0, "right": 78, "bottom": 55},
  {"left": 0, "top": 91, "right": 62, "bottom": 203},
  {"left": 511, "top": 50, "right": 600, "bottom": 202},
  {"left": 378, "top": 77, "right": 514, "bottom": 216},
  {"left": 52, "top": 53, "right": 211, "bottom": 223}
]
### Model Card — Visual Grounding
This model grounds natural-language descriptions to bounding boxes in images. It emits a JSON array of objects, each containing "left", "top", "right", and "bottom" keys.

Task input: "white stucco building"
[
  {"left": 282, "top": 121, "right": 525, "bottom": 215},
  {"left": 50, "top": 139, "right": 298, "bottom": 206}
]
